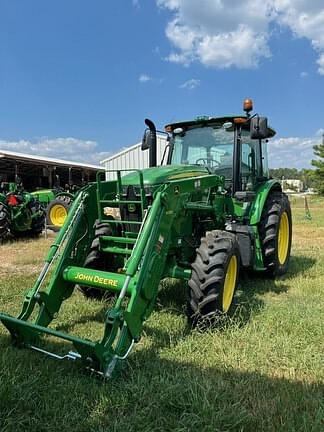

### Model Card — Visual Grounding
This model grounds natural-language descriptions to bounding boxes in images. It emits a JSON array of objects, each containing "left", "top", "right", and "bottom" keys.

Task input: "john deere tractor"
[
  {"left": 31, "top": 188, "right": 76, "bottom": 231},
  {"left": 0, "top": 99, "right": 292, "bottom": 377},
  {"left": 0, "top": 181, "right": 45, "bottom": 241}
]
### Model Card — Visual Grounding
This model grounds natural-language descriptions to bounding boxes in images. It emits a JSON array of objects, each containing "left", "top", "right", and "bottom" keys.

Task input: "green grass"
[{"left": 0, "top": 197, "right": 323, "bottom": 432}]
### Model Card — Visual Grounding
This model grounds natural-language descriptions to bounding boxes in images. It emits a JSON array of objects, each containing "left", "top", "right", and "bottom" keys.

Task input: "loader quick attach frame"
[{"left": 0, "top": 169, "right": 217, "bottom": 377}]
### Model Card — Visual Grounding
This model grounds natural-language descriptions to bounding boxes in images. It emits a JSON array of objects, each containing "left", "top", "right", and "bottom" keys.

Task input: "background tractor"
[
  {"left": 31, "top": 187, "right": 76, "bottom": 231},
  {"left": 0, "top": 181, "right": 45, "bottom": 241},
  {"left": 0, "top": 99, "right": 292, "bottom": 377}
]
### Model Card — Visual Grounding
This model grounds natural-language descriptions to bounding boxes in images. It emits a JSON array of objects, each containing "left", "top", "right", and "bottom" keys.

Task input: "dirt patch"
[{"left": 0, "top": 237, "right": 53, "bottom": 275}]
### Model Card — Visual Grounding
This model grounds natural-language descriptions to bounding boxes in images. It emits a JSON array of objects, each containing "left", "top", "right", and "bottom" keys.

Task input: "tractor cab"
[{"left": 142, "top": 99, "right": 275, "bottom": 196}]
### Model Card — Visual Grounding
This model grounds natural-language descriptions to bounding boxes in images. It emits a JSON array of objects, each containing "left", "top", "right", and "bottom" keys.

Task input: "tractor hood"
[
  {"left": 31, "top": 189, "right": 53, "bottom": 195},
  {"left": 31, "top": 189, "right": 53, "bottom": 197},
  {"left": 121, "top": 164, "right": 211, "bottom": 186},
  {"left": 31, "top": 189, "right": 53, "bottom": 198}
]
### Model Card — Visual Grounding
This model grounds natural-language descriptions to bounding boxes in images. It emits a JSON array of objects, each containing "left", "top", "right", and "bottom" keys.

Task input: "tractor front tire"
[
  {"left": 78, "top": 221, "right": 117, "bottom": 300},
  {"left": 46, "top": 196, "right": 72, "bottom": 231},
  {"left": 0, "top": 202, "right": 10, "bottom": 241},
  {"left": 259, "top": 191, "right": 292, "bottom": 277},
  {"left": 187, "top": 230, "right": 240, "bottom": 326}
]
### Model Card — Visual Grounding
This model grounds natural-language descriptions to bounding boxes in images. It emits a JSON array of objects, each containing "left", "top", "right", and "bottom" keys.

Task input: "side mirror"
[
  {"left": 141, "top": 118, "right": 157, "bottom": 151},
  {"left": 141, "top": 118, "right": 157, "bottom": 167},
  {"left": 250, "top": 116, "right": 268, "bottom": 139},
  {"left": 141, "top": 129, "right": 152, "bottom": 150}
]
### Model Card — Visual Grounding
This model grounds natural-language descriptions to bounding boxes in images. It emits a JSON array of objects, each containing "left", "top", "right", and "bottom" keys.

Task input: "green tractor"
[
  {"left": 0, "top": 99, "right": 292, "bottom": 377},
  {"left": 0, "top": 181, "right": 45, "bottom": 241},
  {"left": 31, "top": 188, "right": 75, "bottom": 231}
]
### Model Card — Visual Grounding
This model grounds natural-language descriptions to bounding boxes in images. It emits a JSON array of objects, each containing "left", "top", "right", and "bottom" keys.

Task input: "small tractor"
[
  {"left": 31, "top": 188, "right": 76, "bottom": 231},
  {"left": 0, "top": 99, "right": 292, "bottom": 377},
  {"left": 0, "top": 181, "right": 45, "bottom": 241}
]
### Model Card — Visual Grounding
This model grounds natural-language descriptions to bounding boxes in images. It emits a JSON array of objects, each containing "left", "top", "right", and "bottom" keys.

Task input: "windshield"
[
  {"left": 170, "top": 122, "right": 263, "bottom": 183},
  {"left": 171, "top": 124, "right": 234, "bottom": 178}
]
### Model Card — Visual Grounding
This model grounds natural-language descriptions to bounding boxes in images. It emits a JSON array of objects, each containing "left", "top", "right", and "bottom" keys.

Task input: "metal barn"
[
  {"left": 0, "top": 149, "right": 102, "bottom": 191},
  {"left": 101, "top": 135, "right": 168, "bottom": 179}
]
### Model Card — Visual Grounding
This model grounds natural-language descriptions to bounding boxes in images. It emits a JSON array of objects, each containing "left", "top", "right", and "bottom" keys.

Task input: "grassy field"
[{"left": 0, "top": 196, "right": 323, "bottom": 432}]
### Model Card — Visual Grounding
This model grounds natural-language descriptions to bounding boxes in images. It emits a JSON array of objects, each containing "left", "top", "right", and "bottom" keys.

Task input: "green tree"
[
  {"left": 300, "top": 169, "right": 317, "bottom": 189},
  {"left": 311, "top": 135, "right": 324, "bottom": 195},
  {"left": 269, "top": 168, "right": 317, "bottom": 190}
]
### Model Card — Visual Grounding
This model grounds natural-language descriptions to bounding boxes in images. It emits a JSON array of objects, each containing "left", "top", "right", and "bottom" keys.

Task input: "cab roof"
[{"left": 165, "top": 115, "right": 276, "bottom": 138}]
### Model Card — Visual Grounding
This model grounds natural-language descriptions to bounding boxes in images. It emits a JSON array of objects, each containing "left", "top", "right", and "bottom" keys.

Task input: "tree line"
[
  {"left": 269, "top": 134, "right": 324, "bottom": 194},
  {"left": 269, "top": 168, "right": 316, "bottom": 190}
]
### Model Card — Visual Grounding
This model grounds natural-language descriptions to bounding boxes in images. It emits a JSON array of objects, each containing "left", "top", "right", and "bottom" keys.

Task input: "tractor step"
[
  {"left": 101, "top": 246, "right": 133, "bottom": 255},
  {"left": 99, "top": 235, "right": 137, "bottom": 255},
  {"left": 123, "top": 231, "right": 138, "bottom": 238},
  {"left": 104, "top": 219, "right": 142, "bottom": 225},
  {"left": 100, "top": 235, "right": 137, "bottom": 245},
  {"left": 100, "top": 199, "right": 143, "bottom": 205}
]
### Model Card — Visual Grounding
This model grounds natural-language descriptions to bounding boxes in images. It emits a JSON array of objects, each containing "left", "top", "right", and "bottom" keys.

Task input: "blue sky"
[{"left": 0, "top": 0, "right": 323, "bottom": 168}]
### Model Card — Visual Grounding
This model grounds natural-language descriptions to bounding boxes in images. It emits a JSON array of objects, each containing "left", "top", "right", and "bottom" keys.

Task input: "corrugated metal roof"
[
  {"left": 101, "top": 136, "right": 168, "bottom": 180},
  {"left": 0, "top": 149, "right": 103, "bottom": 170},
  {"left": 100, "top": 134, "right": 167, "bottom": 163},
  {"left": 101, "top": 142, "right": 142, "bottom": 163}
]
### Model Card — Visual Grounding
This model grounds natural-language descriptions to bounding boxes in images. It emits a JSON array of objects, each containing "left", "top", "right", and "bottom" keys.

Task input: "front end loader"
[{"left": 0, "top": 99, "right": 292, "bottom": 377}]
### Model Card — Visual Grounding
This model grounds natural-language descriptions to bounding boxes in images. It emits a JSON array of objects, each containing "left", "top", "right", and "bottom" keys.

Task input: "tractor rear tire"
[
  {"left": 30, "top": 199, "right": 45, "bottom": 237},
  {"left": 187, "top": 230, "right": 240, "bottom": 326},
  {"left": 78, "top": 221, "right": 117, "bottom": 300},
  {"left": 46, "top": 196, "right": 72, "bottom": 231},
  {"left": 259, "top": 191, "right": 292, "bottom": 277},
  {"left": 0, "top": 202, "right": 10, "bottom": 241}
]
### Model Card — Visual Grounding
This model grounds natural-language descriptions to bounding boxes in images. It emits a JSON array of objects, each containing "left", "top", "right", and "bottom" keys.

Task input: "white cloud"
[
  {"left": 139, "top": 73, "right": 165, "bottom": 84},
  {"left": 300, "top": 71, "right": 308, "bottom": 78},
  {"left": 0, "top": 137, "right": 110, "bottom": 165},
  {"left": 268, "top": 132, "right": 321, "bottom": 169},
  {"left": 179, "top": 78, "right": 200, "bottom": 89},
  {"left": 153, "top": 46, "right": 160, "bottom": 55},
  {"left": 139, "top": 74, "right": 152, "bottom": 83},
  {"left": 158, "top": 0, "right": 273, "bottom": 69},
  {"left": 157, "top": 0, "right": 179, "bottom": 10},
  {"left": 317, "top": 54, "right": 324, "bottom": 75},
  {"left": 198, "top": 25, "right": 270, "bottom": 69},
  {"left": 274, "top": 1, "right": 324, "bottom": 74},
  {"left": 158, "top": 0, "right": 324, "bottom": 73},
  {"left": 1, "top": 132, "right": 320, "bottom": 170}
]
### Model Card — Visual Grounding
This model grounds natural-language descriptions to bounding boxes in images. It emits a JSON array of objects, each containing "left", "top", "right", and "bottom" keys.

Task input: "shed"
[
  {"left": 101, "top": 135, "right": 168, "bottom": 180},
  {"left": 0, "top": 149, "right": 103, "bottom": 191}
]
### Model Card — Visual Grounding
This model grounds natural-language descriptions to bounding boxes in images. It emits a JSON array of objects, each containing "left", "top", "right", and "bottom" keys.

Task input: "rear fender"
[
  {"left": 249, "top": 180, "right": 282, "bottom": 225},
  {"left": 55, "top": 192, "right": 75, "bottom": 200}
]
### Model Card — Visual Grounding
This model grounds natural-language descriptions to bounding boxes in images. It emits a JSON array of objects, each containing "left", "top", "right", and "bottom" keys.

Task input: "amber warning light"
[
  {"left": 243, "top": 98, "right": 253, "bottom": 114},
  {"left": 233, "top": 117, "right": 247, "bottom": 125}
]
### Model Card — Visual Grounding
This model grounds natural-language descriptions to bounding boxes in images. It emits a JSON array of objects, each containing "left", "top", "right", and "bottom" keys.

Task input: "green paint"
[
  {"left": 0, "top": 110, "right": 288, "bottom": 378},
  {"left": 63, "top": 266, "right": 134, "bottom": 294},
  {"left": 31, "top": 189, "right": 56, "bottom": 205},
  {"left": 0, "top": 183, "right": 45, "bottom": 239},
  {"left": 121, "top": 164, "right": 210, "bottom": 187},
  {"left": 249, "top": 180, "right": 281, "bottom": 225}
]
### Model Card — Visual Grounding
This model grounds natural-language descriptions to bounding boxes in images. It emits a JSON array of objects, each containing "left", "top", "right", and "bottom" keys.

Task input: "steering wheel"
[{"left": 195, "top": 158, "right": 220, "bottom": 168}]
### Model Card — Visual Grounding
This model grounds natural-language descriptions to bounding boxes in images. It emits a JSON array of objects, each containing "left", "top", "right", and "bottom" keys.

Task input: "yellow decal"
[
  {"left": 168, "top": 171, "right": 204, "bottom": 180},
  {"left": 75, "top": 272, "right": 118, "bottom": 287}
]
